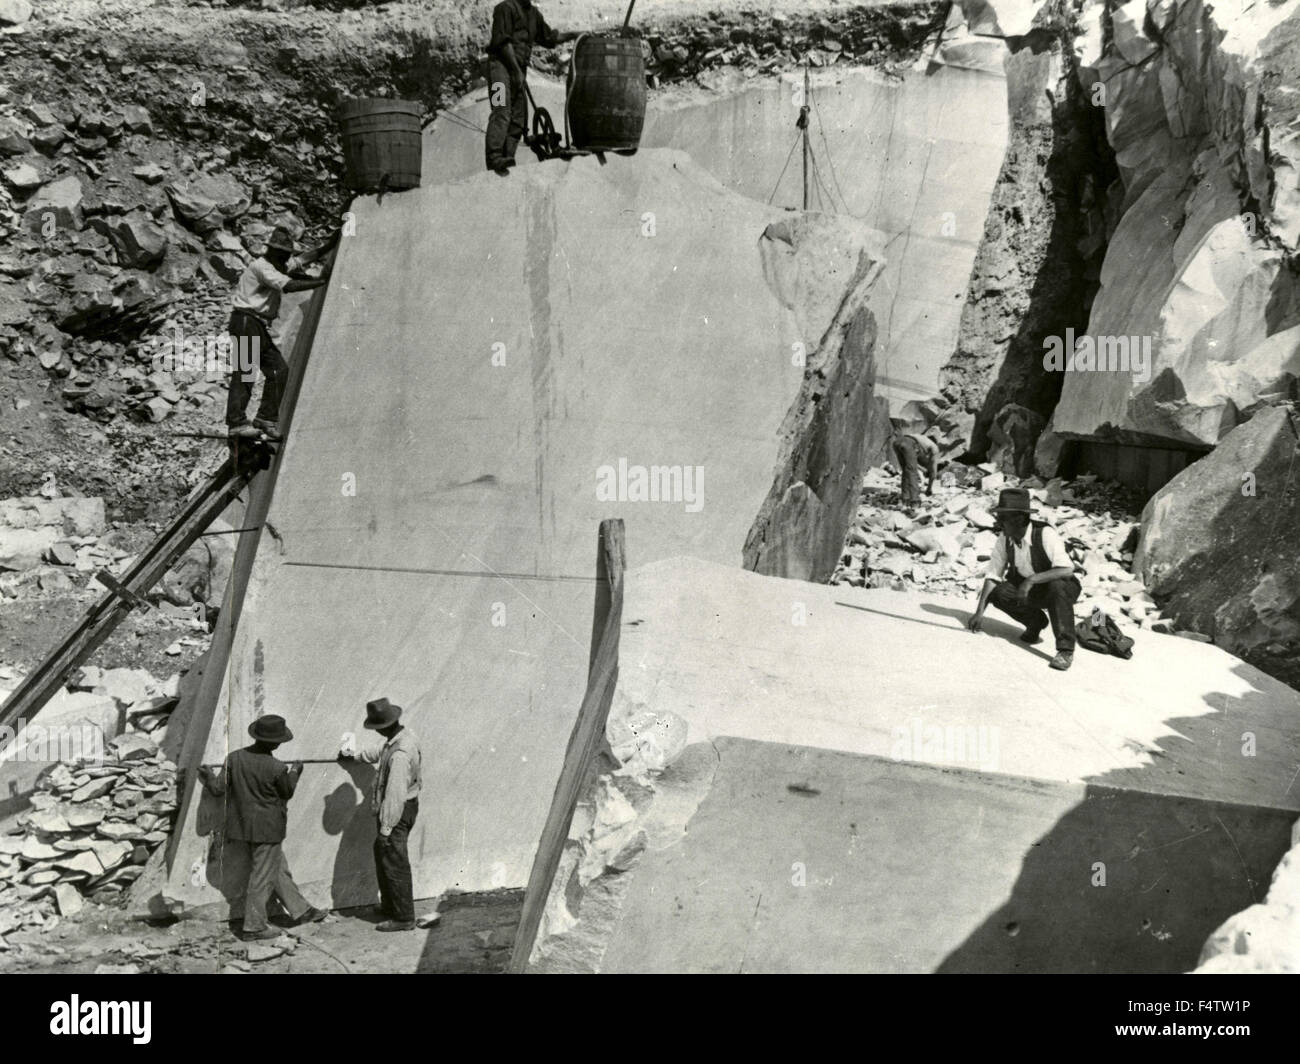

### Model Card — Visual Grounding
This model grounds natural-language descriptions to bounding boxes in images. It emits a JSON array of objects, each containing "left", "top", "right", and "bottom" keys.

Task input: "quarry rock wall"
[
  {"left": 1054, "top": 0, "right": 1300, "bottom": 447},
  {"left": 939, "top": 0, "right": 1116, "bottom": 456}
]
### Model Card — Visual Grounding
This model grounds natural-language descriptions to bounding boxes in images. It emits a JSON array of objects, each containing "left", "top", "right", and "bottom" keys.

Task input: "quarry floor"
[{"left": 0, "top": 892, "right": 522, "bottom": 975}]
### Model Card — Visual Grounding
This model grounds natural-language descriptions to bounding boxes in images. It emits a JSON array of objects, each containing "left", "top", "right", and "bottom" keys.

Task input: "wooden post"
[
  {"left": 802, "top": 62, "right": 810, "bottom": 212},
  {"left": 507, "top": 518, "right": 626, "bottom": 973}
]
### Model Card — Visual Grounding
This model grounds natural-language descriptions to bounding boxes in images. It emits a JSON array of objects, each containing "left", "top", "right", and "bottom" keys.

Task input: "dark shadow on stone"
[
  {"left": 323, "top": 759, "right": 378, "bottom": 910},
  {"left": 936, "top": 671, "right": 1300, "bottom": 972},
  {"left": 413, "top": 888, "right": 525, "bottom": 973}
]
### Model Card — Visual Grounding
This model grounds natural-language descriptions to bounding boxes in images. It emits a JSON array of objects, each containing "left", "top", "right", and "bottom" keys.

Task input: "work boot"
[
  {"left": 1049, "top": 651, "right": 1073, "bottom": 671},
  {"left": 240, "top": 927, "right": 281, "bottom": 942},
  {"left": 228, "top": 422, "right": 260, "bottom": 439},
  {"left": 1019, "top": 628, "right": 1044, "bottom": 646},
  {"left": 493, "top": 164, "right": 512, "bottom": 177},
  {"left": 376, "top": 919, "right": 416, "bottom": 933},
  {"left": 294, "top": 907, "right": 328, "bottom": 927},
  {"left": 251, "top": 418, "right": 282, "bottom": 441}
]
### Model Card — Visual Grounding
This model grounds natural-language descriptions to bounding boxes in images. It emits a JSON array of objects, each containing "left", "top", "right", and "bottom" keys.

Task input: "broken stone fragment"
[
  {"left": 0, "top": 527, "right": 59, "bottom": 571},
  {"left": 165, "top": 173, "right": 250, "bottom": 234},
  {"left": 108, "top": 732, "right": 157, "bottom": 761},
  {"left": 132, "top": 162, "right": 166, "bottom": 184},
  {"left": 69, "top": 777, "right": 116, "bottom": 803},
  {"left": 89, "top": 839, "right": 132, "bottom": 872},
  {"left": 90, "top": 211, "right": 168, "bottom": 269},
  {"left": 51, "top": 883, "right": 82, "bottom": 917},
  {"left": 95, "top": 821, "right": 143, "bottom": 842},
  {"left": 122, "top": 105, "right": 153, "bottom": 135},
  {"left": 23, "top": 174, "right": 84, "bottom": 232},
  {"left": 245, "top": 936, "right": 284, "bottom": 962},
  {"left": 19, "top": 837, "right": 62, "bottom": 862},
  {"left": 2, "top": 162, "right": 43, "bottom": 191},
  {"left": 45, "top": 541, "right": 78, "bottom": 566},
  {"left": 0, "top": 116, "right": 30, "bottom": 156}
]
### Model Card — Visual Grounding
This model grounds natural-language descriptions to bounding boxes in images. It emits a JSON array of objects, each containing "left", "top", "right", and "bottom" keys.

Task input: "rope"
[
  {"left": 438, "top": 110, "right": 486, "bottom": 135},
  {"left": 811, "top": 88, "right": 850, "bottom": 213},
  {"left": 565, "top": 33, "right": 588, "bottom": 149},
  {"left": 767, "top": 130, "right": 803, "bottom": 206}
]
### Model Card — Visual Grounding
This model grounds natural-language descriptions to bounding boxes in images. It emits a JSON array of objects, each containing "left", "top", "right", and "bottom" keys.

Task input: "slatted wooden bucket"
[
  {"left": 337, "top": 97, "right": 423, "bottom": 192},
  {"left": 567, "top": 36, "right": 646, "bottom": 154}
]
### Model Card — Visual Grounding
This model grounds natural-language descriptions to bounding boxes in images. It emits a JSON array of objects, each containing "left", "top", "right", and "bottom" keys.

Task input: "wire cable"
[{"left": 767, "top": 130, "right": 803, "bottom": 206}]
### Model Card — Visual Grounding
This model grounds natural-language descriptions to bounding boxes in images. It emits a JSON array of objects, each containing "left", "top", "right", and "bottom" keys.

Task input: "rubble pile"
[
  {"left": 0, "top": 489, "right": 230, "bottom": 617},
  {"left": 830, "top": 460, "right": 1185, "bottom": 637},
  {"left": 593, "top": 6, "right": 944, "bottom": 87},
  {"left": 0, "top": 704, "right": 179, "bottom": 950},
  {"left": 0, "top": 81, "right": 325, "bottom": 426}
]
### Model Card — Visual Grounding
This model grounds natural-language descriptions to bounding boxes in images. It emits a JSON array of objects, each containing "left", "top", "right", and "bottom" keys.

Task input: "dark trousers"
[
  {"left": 229, "top": 840, "right": 311, "bottom": 933},
  {"left": 374, "top": 798, "right": 418, "bottom": 923},
  {"left": 893, "top": 437, "right": 922, "bottom": 504},
  {"left": 989, "top": 576, "right": 1082, "bottom": 652},
  {"left": 485, "top": 58, "right": 527, "bottom": 170},
  {"left": 225, "top": 310, "right": 286, "bottom": 427}
]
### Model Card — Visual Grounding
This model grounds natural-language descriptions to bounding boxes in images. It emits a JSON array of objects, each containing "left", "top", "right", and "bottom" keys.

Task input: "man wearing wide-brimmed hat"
[
  {"left": 225, "top": 224, "right": 336, "bottom": 440},
  {"left": 966, "top": 486, "right": 1081, "bottom": 671},
  {"left": 198, "top": 714, "right": 327, "bottom": 940},
  {"left": 339, "top": 697, "right": 422, "bottom": 932}
]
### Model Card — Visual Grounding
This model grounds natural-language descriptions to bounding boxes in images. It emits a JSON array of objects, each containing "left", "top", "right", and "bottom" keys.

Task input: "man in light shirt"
[
  {"left": 339, "top": 697, "right": 422, "bottom": 932},
  {"left": 967, "top": 487, "right": 1081, "bottom": 671},
  {"left": 891, "top": 422, "right": 941, "bottom": 508},
  {"left": 225, "top": 225, "right": 335, "bottom": 440}
]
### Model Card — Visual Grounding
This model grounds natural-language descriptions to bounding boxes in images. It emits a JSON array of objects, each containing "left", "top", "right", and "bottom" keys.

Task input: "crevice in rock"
[{"left": 939, "top": 11, "right": 1118, "bottom": 462}]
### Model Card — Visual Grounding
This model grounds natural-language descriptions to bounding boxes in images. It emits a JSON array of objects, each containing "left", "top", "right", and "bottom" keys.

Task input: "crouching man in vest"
[{"left": 967, "top": 487, "right": 1081, "bottom": 671}]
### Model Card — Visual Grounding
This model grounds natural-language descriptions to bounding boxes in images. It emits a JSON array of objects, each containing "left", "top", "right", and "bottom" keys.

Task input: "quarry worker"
[
  {"left": 197, "top": 714, "right": 327, "bottom": 941},
  {"left": 966, "top": 487, "right": 1082, "bottom": 672},
  {"left": 891, "top": 423, "right": 941, "bottom": 507},
  {"left": 485, "top": 0, "right": 579, "bottom": 175},
  {"left": 339, "top": 698, "right": 423, "bottom": 932},
  {"left": 226, "top": 225, "right": 336, "bottom": 441}
]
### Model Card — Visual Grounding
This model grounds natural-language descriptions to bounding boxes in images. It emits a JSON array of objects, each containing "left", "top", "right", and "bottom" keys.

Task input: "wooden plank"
[{"left": 507, "top": 518, "right": 626, "bottom": 974}]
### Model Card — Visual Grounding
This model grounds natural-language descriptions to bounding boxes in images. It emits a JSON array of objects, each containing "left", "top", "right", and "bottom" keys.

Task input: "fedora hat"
[
  {"left": 248, "top": 714, "right": 293, "bottom": 744},
  {"left": 265, "top": 226, "right": 295, "bottom": 254},
  {"left": 992, "top": 487, "right": 1034, "bottom": 514},
  {"left": 363, "top": 697, "right": 403, "bottom": 730}
]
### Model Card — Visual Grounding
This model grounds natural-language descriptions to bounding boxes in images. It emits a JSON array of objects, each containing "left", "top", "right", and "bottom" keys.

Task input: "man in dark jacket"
[
  {"left": 198, "top": 714, "right": 326, "bottom": 940},
  {"left": 485, "top": 0, "right": 579, "bottom": 175},
  {"left": 967, "top": 487, "right": 1082, "bottom": 671}
]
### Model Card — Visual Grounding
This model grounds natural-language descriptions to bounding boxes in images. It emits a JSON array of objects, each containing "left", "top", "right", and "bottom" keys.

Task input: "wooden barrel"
[
  {"left": 336, "top": 98, "right": 422, "bottom": 192},
  {"left": 567, "top": 36, "right": 646, "bottom": 154}
]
